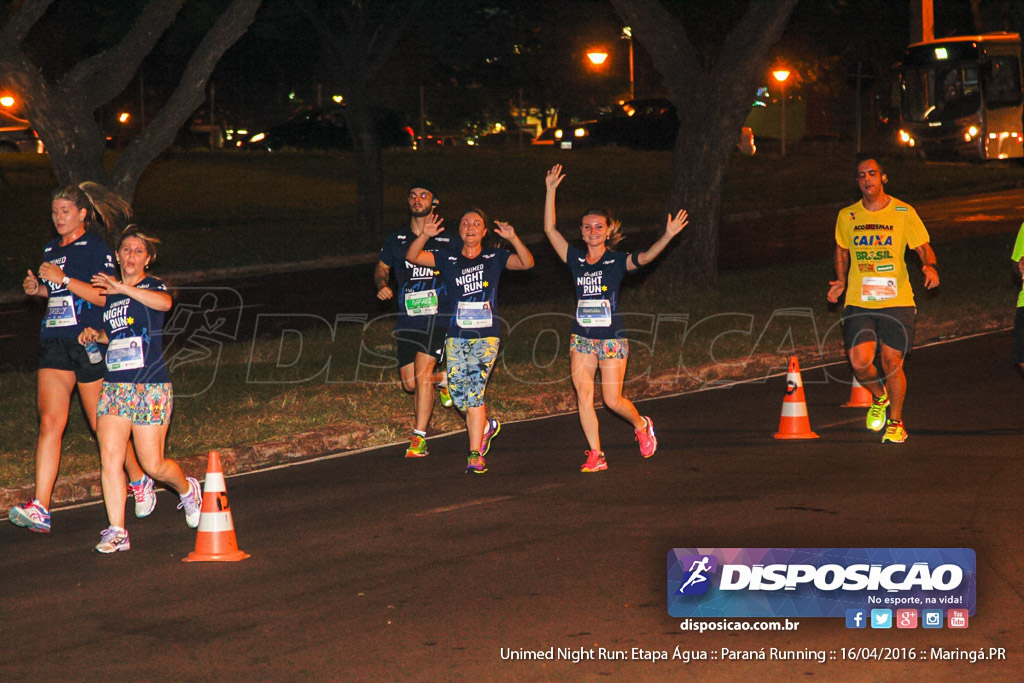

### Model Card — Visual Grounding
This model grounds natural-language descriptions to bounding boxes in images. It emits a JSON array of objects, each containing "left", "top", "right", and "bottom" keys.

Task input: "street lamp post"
[
  {"left": 773, "top": 69, "right": 791, "bottom": 158},
  {"left": 621, "top": 27, "right": 634, "bottom": 100}
]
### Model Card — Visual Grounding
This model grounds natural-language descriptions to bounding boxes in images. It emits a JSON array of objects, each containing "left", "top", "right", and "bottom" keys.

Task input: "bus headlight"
[
  {"left": 898, "top": 129, "right": 915, "bottom": 147},
  {"left": 964, "top": 125, "right": 979, "bottom": 142}
]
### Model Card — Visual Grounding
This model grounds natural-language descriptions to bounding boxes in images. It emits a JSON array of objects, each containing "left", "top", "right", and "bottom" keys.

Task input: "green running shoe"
[
  {"left": 438, "top": 384, "right": 453, "bottom": 409},
  {"left": 405, "top": 433, "right": 428, "bottom": 458},
  {"left": 866, "top": 393, "right": 889, "bottom": 432}
]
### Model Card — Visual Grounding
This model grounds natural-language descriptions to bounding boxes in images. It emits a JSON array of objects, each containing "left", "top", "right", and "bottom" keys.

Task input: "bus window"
[{"left": 983, "top": 57, "right": 1022, "bottom": 108}]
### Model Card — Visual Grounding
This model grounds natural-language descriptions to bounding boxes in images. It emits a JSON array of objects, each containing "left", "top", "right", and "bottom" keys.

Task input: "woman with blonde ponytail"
[{"left": 9, "top": 183, "right": 153, "bottom": 535}]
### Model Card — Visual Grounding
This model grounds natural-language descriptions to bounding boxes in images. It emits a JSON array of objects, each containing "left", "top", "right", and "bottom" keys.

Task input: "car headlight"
[
  {"left": 573, "top": 128, "right": 587, "bottom": 138},
  {"left": 249, "top": 132, "right": 265, "bottom": 143}
]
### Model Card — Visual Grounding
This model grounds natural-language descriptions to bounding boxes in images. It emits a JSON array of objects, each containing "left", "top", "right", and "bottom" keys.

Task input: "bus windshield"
[{"left": 902, "top": 62, "right": 981, "bottom": 123}]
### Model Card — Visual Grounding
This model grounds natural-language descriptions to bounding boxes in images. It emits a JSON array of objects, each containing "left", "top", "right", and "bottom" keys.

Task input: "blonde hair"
[
  {"left": 52, "top": 182, "right": 132, "bottom": 247},
  {"left": 580, "top": 208, "right": 623, "bottom": 248}
]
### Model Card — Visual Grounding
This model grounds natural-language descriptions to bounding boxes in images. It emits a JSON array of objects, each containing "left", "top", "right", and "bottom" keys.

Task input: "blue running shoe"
[{"left": 9, "top": 499, "right": 51, "bottom": 533}]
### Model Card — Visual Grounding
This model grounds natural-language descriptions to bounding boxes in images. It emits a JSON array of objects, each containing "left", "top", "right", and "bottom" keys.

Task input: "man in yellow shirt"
[
  {"left": 827, "top": 155, "right": 939, "bottom": 443},
  {"left": 1012, "top": 223, "right": 1024, "bottom": 375}
]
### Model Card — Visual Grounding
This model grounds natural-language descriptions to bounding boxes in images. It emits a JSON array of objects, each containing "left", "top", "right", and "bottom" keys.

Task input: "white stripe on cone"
[
  {"left": 198, "top": 510, "right": 235, "bottom": 533},
  {"left": 203, "top": 472, "right": 225, "bottom": 491},
  {"left": 781, "top": 402, "right": 809, "bottom": 417}
]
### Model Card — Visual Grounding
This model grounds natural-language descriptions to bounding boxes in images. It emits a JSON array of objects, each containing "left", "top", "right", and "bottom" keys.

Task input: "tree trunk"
[
  {"left": 0, "top": 0, "right": 260, "bottom": 201},
  {"left": 610, "top": 0, "right": 799, "bottom": 288},
  {"left": 346, "top": 100, "right": 384, "bottom": 235}
]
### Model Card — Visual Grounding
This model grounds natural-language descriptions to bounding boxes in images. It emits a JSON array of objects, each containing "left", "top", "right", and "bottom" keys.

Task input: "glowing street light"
[
  {"left": 772, "top": 69, "right": 792, "bottom": 158},
  {"left": 0, "top": 95, "right": 15, "bottom": 107},
  {"left": 118, "top": 112, "right": 131, "bottom": 124},
  {"left": 586, "top": 49, "right": 609, "bottom": 67}
]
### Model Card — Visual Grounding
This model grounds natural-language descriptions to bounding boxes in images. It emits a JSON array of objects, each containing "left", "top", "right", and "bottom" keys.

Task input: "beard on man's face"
[{"left": 410, "top": 206, "right": 433, "bottom": 218}]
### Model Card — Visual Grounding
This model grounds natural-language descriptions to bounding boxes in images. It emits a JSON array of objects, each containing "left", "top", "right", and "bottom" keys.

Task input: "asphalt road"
[
  {"left": 2, "top": 187, "right": 1022, "bottom": 373},
  {"left": 2, "top": 330, "right": 1020, "bottom": 680}
]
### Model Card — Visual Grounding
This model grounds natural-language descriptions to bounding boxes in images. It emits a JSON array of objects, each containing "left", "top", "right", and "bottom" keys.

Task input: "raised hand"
[
  {"left": 545, "top": 164, "right": 565, "bottom": 192},
  {"left": 666, "top": 209, "right": 689, "bottom": 237},
  {"left": 423, "top": 213, "right": 445, "bottom": 237},
  {"left": 494, "top": 221, "right": 518, "bottom": 242}
]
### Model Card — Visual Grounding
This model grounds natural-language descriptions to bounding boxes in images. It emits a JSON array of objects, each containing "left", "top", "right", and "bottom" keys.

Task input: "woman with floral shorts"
[
  {"left": 543, "top": 164, "right": 688, "bottom": 473},
  {"left": 79, "top": 227, "right": 202, "bottom": 553},
  {"left": 406, "top": 208, "right": 534, "bottom": 473}
]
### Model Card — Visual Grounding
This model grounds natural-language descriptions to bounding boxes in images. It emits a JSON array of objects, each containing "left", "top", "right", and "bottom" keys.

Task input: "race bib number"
[
  {"left": 576, "top": 299, "right": 612, "bottom": 327},
  {"left": 44, "top": 294, "right": 78, "bottom": 328},
  {"left": 860, "top": 277, "right": 897, "bottom": 302},
  {"left": 106, "top": 335, "right": 145, "bottom": 371},
  {"left": 456, "top": 301, "right": 492, "bottom": 329},
  {"left": 405, "top": 289, "right": 438, "bottom": 316}
]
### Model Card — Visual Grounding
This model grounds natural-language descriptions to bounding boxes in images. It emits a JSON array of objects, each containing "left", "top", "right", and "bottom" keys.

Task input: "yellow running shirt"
[
  {"left": 1012, "top": 222, "right": 1024, "bottom": 307},
  {"left": 835, "top": 197, "right": 930, "bottom": 309}
]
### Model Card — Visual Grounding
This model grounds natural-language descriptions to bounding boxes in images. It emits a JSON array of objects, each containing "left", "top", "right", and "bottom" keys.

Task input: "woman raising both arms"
[{"left": 543, "top": 164, "right": 687, "bottom": 473}]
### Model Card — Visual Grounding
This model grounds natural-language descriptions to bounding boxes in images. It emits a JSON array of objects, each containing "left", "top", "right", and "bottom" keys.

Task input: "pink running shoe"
[
  {"left": 581, "top": 450, "right": 607, "bottom": 473},
  {"left": 635, "top": 416, "right": 657, "bottom": 458}
]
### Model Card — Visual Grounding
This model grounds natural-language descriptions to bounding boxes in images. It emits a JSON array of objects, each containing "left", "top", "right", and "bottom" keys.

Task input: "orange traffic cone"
[
  {"left": 183, "top": 451, "right": 250, "bottom": 562},
  {"left": 841, "top": 377, "right": 873, "bottom": 408},
  {"left": 774, "top": 356, "right": 819, "bottom": 439}
]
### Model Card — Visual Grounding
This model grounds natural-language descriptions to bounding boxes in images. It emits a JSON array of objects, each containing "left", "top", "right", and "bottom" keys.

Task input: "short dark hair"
[{"left": 854, "top": 152, "right": 886, "bottom": 177}]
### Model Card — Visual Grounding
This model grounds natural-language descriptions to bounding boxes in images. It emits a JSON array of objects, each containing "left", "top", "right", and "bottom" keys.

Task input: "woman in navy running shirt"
[
  {"left": 78, "top": 228, "right": 201, "bottom": 553},
  {"left": 9, "top": 184, "right": 151, "bottom": 534},
  {"left": 406, "top": 209, "right": 534, "bottom": 473},
  {"left": 543, "top": 164, "right": 687, "bottom": 473}
]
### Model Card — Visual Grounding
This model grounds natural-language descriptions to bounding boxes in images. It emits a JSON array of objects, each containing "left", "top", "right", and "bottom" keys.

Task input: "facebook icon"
[{"left": 845, "top": 609, "right": 867, "bottom": 629}]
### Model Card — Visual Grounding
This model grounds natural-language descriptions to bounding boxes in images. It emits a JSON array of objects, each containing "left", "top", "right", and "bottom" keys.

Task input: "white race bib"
[
  {"left": 44, "top": 294, "right": 78, "bottom": 328},
  {"left": 860, "top": 277, "right": 897, "bottom": 302},
  {"left": 106, "top": 336, "right": 145, "bottom": 371},
  {"left": 576, "top": 299, "right": 612, "bottom": 327},
  {"left": 404, "top": 289, "right": 438, "bottom": 316},
  {"left": 456, "top": 301, "right": 492, "bottom": 329}
]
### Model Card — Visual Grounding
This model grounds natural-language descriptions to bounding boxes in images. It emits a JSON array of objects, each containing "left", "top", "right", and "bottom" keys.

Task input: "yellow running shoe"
[{"left": 881, "top": 419, "right": 908, "bottom": 443}]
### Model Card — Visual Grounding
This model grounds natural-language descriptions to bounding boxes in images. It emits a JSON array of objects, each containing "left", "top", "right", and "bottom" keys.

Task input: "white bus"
[{"left": 898, "top": 33, "right": 1023, "bottom": 159}]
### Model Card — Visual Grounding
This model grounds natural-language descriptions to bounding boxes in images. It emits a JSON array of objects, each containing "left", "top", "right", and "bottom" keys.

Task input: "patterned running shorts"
[
  {"left": 98, "top": 382, "right": 174, "bottom": 426},
  {"left": 569, "top": 333, "right": 629, "bottom": 360},
  {"left": 445, "top": 336, "right": 500, "bottom": 410}
]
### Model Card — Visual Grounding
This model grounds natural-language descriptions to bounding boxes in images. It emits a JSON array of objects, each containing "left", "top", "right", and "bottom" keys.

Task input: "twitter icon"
[{"left": 870, "top": 609, "right": 892, "bottom": 629}]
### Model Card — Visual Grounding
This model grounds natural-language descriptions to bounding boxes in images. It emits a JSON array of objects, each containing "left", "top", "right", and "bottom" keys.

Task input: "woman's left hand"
[
  {"left": 91, "top": 272, "right": 124, "bottom": 295},
  {"left": 495, "top": 221, "right": 518, "bottom": 242},
  {"left": 666, "top": 209, "right": 689, "bottom": 237},
  {"left": 38, "top": 262, "right": 66, "bottom": 286}
]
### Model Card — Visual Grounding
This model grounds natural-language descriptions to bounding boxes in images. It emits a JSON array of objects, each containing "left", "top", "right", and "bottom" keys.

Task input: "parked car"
[
  {"left": 246, "top": 105, "right": 413, "bottom": 151},
  {"left": 533, "top": 98, "right": 678, "bottom": 150},
  {"left": 0, "top": 110, "right": 44, "bottom": 153},
  {"left": 534, "top": 98, "right": 756, "bottom": 155}
]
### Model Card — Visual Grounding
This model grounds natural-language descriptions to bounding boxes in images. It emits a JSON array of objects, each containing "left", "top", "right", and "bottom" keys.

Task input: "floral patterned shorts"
[
  {"left": 570, "top": 334, "right": 629, "bottom": 360},
  {"left": 98, "top": 382, "right": 173, "bottom": 426},
  {"left": 445, "top": 337, "right": 500, "bottom": 410}
]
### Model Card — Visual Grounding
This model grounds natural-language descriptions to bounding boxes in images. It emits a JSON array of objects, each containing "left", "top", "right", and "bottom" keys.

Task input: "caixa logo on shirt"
[{"left": 667, "top": 548, "right": 976, "bottom": 618}]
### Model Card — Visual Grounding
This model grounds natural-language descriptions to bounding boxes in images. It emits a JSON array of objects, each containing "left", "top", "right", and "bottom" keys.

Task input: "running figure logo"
[{"left": 677, "top": 554, "right": 718, "bottom": 595}]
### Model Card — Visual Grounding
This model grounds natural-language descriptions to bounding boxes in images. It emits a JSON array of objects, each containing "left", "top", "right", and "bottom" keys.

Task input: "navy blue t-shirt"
[
  {"left": 101, "top": 276, "right": 171, "bottom": 384},
  {"left": 378, "top": 225, "right": 460, "bottom": 331},
  {"left": 565, "top": 245, "right": 634, "bottom": 339},
  {"left": 434, "top": 246, "right": 511, "bottom": 339},
  {"left": 39, "top": 232, "right": 116, "bottom": 340}
]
